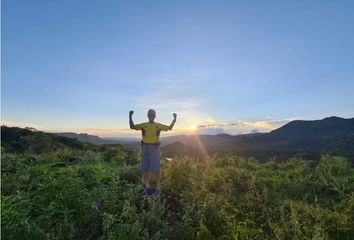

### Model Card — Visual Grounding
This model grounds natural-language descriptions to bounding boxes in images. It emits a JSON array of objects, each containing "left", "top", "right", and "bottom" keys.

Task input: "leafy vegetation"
[{"left": 1, "top": 126, "right": 354, "bottom": 239}]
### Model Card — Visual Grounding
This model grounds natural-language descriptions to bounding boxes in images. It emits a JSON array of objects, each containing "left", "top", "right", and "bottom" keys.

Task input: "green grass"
[{"left": 1, "top": 144, "right": 354, "bottom": 239}]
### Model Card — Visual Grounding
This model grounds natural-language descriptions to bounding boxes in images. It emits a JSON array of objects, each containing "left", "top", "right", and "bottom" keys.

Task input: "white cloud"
[
  {"left": 1, "top": 120, "right": 46, "bottom": 130},
  {"left": 133, "top": 80, "right": 206, "bottom": 128},
  {"left": 2, "top": 116, "right": 298, "bottom": 137},
  {"left": 197, "top": 117, "right": 298, "bottom": 135},
  {"left": 197, "top": 127, "right": 225, "bottom": 135},
  {"left": 206, "top": 117, "right": 216, "bottom": 124},
  {"left": 133, "top": 68, "right": 215, "bottom": 118}
]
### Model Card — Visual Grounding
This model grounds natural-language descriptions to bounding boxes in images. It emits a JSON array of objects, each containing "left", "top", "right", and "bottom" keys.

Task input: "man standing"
[{"left": 129, "top": 109, "right": 177, "bottom": 197}]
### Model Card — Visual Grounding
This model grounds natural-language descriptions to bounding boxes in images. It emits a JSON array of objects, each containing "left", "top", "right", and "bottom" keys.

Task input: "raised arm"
[
  {"left": 129, "top": 110, "right": 135, "bottom": 129},
  {"left": 168, "top": 113, "right": 177, "bottom": 130}
]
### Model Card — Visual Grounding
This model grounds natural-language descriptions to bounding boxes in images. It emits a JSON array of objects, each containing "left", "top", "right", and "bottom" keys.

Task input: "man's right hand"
[{"left": 129, "top": 110, "right": 134, "bottom": 117}]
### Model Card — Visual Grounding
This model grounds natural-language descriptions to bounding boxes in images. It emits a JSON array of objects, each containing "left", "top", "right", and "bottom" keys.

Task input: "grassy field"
[{"left": 1, "top": 127, "right": 354, "bottom": 239}]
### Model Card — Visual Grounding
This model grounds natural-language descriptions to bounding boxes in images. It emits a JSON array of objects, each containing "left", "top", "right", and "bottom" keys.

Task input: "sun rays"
[
  {"left": 193, "top": 133, "right": 210, "bottom": 160},
  {"left": 187, "top": 125, "right": 198, "bottom": 133}
]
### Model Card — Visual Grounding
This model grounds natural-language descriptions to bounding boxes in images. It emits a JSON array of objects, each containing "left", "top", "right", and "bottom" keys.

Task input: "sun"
[{"left": 187, "top": 125, "right": 198, "bottom": 132}]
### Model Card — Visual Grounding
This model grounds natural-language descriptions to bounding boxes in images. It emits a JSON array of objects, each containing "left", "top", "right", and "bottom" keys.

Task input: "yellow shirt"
[{"left": 134, "top": 122, "right": 170, "bottom": 143}]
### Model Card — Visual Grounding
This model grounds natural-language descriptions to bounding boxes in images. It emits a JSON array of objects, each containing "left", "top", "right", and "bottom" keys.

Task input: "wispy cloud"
[
  {"left": 196, "top": 127, "right": 225, "bottom": 135},
  {"left": 1, "top": 119, "right": 134, "bottom": 137},
  {"left": 1, "top": 120, "right": 46, "bottom": 130},
  {"left": 133, "top": 74, "right": 210, "bottom": 127},
  {"left": 198, "top": 118, "right": 296, "bottom": 128},
  {"left": 70, "top": 126, "right": 191, "bottom": 137},
  {"left": 2, "top": 116, "right": 298, "bottom": 137},
  {"left": 133, "top": 68, "right": 215, "bottom": 115},
  {"left": 196, "top": 118, "right": 298, "bottom": 134}
]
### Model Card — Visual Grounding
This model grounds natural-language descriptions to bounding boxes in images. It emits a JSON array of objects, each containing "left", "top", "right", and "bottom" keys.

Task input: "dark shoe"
[
  {"left": 154, "top": 188, "right": 161, "bottom": 197},
  {"left": 142, "top": 187, "right": 151, "bottom": 196}
]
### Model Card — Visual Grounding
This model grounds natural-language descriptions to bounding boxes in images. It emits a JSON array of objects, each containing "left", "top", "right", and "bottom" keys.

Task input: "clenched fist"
[
  {"left": 173, "top": 113, "right": 177, "bottom": 120},
  {"left": 129, "top": 110, "right": 134, "bottom": 117}
]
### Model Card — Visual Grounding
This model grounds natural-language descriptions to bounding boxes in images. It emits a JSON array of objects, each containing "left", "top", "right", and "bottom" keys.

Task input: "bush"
[{"left": 2, "top": 142, "right": 354, "bottom": 240}]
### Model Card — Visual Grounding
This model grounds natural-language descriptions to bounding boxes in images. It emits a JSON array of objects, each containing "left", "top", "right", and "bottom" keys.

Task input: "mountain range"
[
  {"left": 6, "top": 116, "right": 352, "bottom": 163},
  {"left": 53, "top": 132, "right": 134, "bottom": 145},
  {"left": 160, "top": 116, "right": 354, "bottom": 162}
]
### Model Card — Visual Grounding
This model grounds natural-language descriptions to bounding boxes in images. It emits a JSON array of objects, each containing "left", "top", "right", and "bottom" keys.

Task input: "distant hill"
[
  {"left": 268, "top": 116, "right": 354, "bottom": 139},
  {"left": 53, "top": 132, "right": 140, "bottom": 148},
  {"left": 53, "top": 131, "right": 260, "bottom": 149},
  {"left": 54, "top": 132, "right": 110, "bottom": 145},
  {"left": 161, "top": 133, "right": 264, "bottom": 147},
  {"left": 3, "top": 116, "right": 353, "bottom": 162},
  {"left": 160, "top": 116, "right": 354, "bottom": 163},
  {"left": 217, "top": 116, "right": 354, "bottom": 162},
  {"left": 102, "top": 137, "right": 141, "bottom": 142},
  {"left": 1, "top": 126, "right": 97, "bottom": 153},
  {"left": 160, "top": 141, "right": 196, "bottom": 158}
]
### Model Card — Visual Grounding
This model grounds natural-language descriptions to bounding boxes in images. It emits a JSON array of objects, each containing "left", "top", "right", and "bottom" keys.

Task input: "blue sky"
[{"left": 2, "top": 0, "right": 354, "bottom": 137}]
